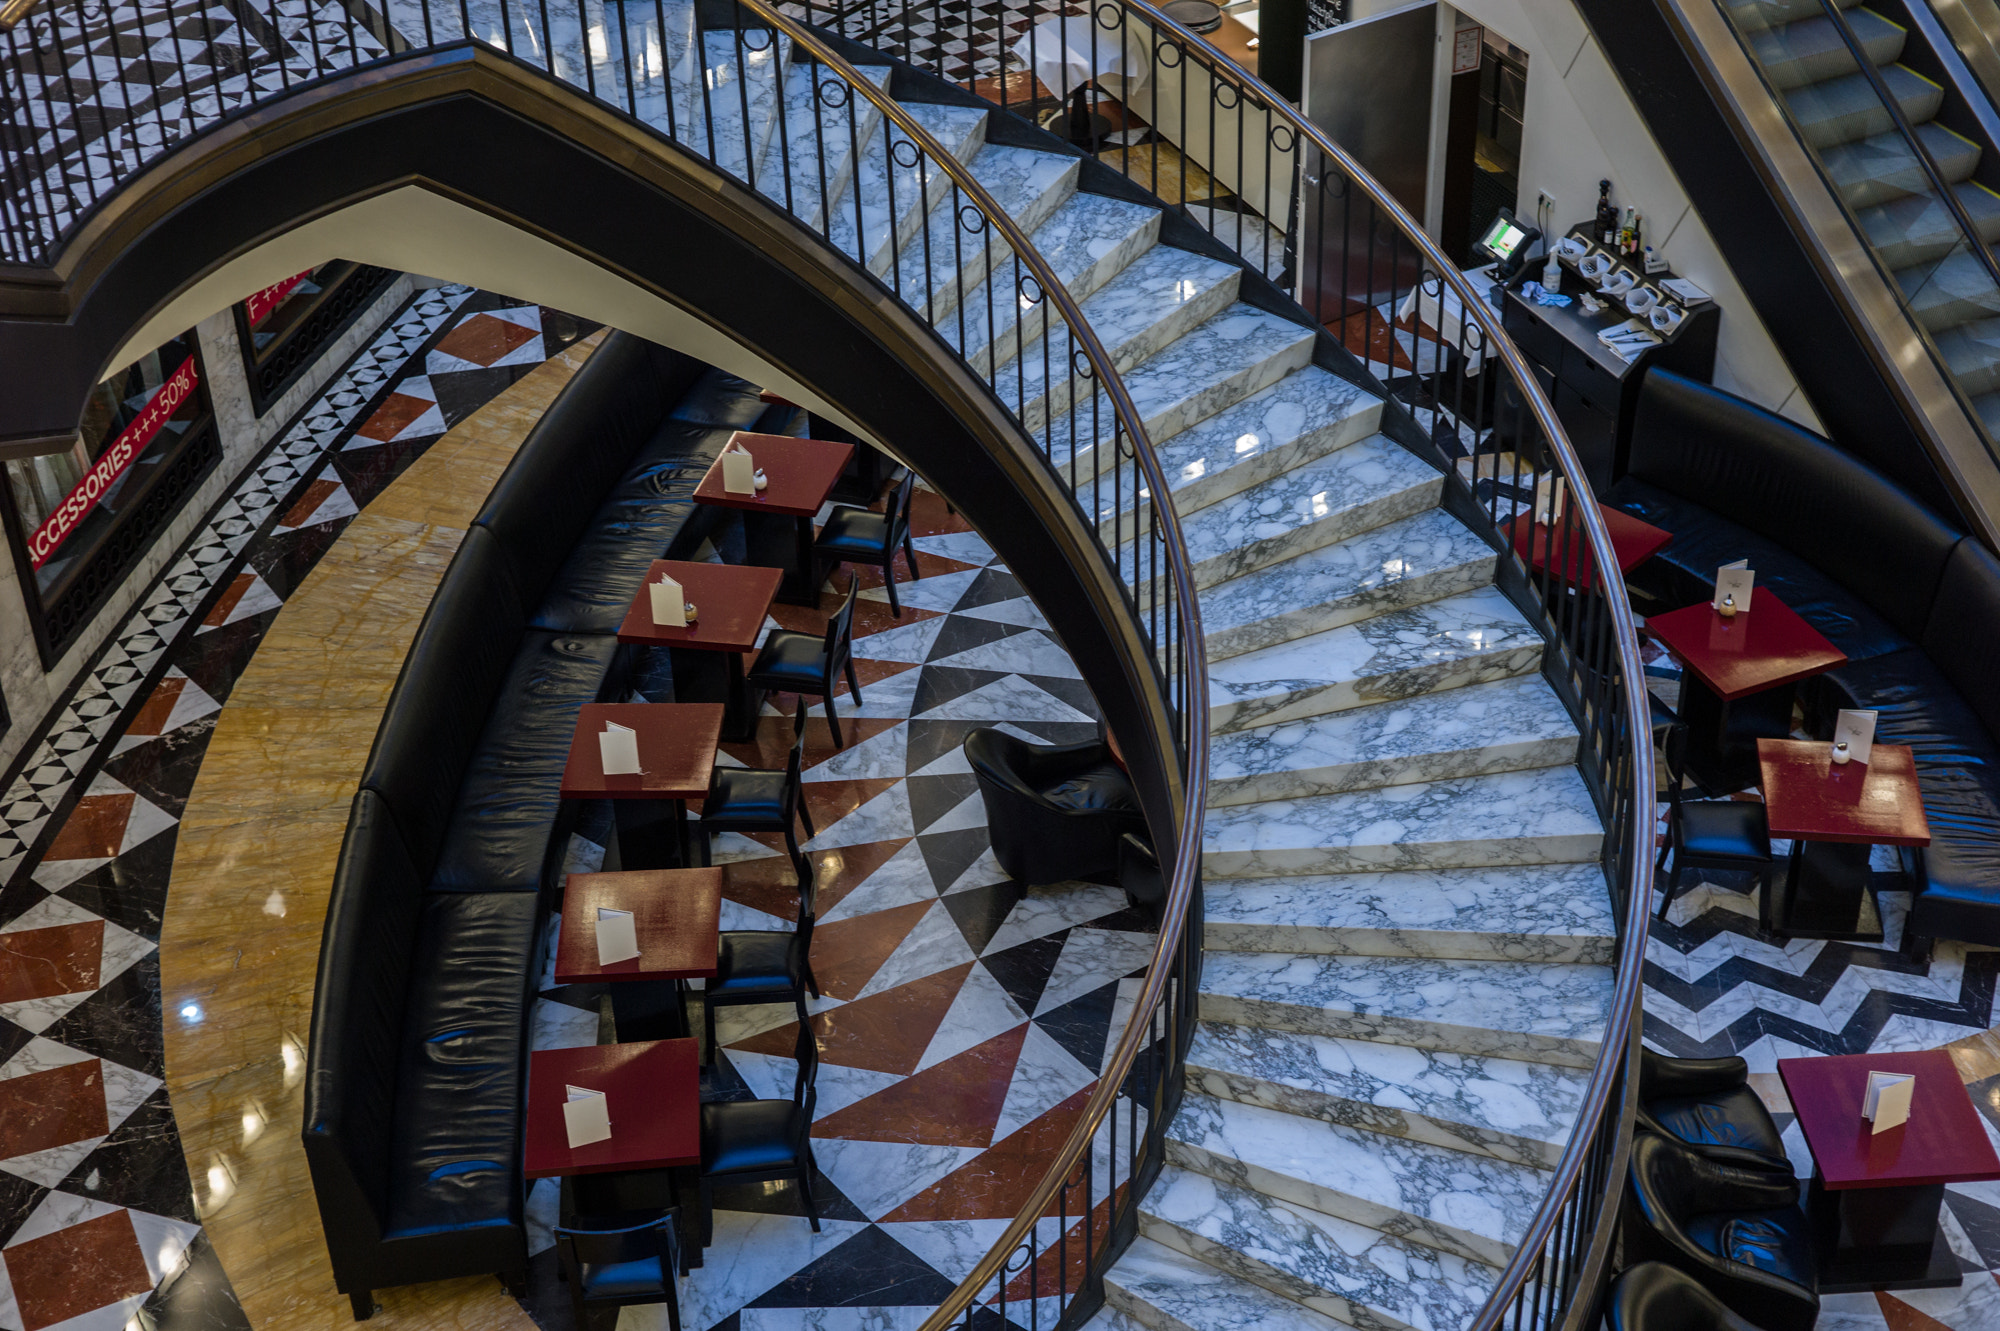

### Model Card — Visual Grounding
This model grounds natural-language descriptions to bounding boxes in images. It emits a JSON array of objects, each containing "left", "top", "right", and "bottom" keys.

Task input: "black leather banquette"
[
  {"left": 303, "top": 332, "right": 797, "bottom": 1317},
  {"left": 1608, "top": 368, "right": 2000, "bottom": 951}
]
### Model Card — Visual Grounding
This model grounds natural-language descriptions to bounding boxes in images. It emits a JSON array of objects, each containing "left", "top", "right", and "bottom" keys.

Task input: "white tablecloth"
[{"left": 1012, "top": 14, "right": 1153, "bottom": 104}]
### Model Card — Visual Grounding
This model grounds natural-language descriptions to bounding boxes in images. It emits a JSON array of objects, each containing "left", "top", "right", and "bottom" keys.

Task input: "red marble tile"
[
  {"left": 810, "top": 899, "right": 934, "bottom": 1001},
  {"left": 434, "top": 311, "right": 536, "bottom": 366},
  {"left": 43, "top": 794, "right": 134, "bottom": 862},
  {"left": 998, "top": 1185, "right": 1126, "bottom": 1303},
  {"left": 200, "top": 572, "right": 254, "bottom": 628},
  {"left": 0, "top": 1059, "right": 110, "bottom": 1160},
  {"left": 732, "top": 963, "right": 974, "bottom": 1075},
  {"left": 882, "top": 1085, "right": 1096, "bottom": 1222},
  {"left": 908, "top": 489, "right": 975, "bottom": 537},
  {"left": 719, "top": 840, "right": 911, "bottom": 922},
  {"left": 839, "top": 550, "right": 978, "bottom": 593},
  {"left": 124, "top": 676, "right": 187, "bottom": 738},
  {"left": 278, "top": 476, "right": 341, "bottom": 529},
  {"left": 0, "top": 921, "right": 104, "bottom": 1003},
  {"left": 1875, "top": 1292, "right": 1956, "bottom": 1331},
  {"left": 354, "top": 391, "right": 434, "bottom": 442},
  {"left": 6, "top": 1209, "right": 153, "bottom": 1331},
  {"left": 812, "top": 1024, "right": 1028, "bottom": 1147},
  {"left": 767, "top": 594, "right": 942, "bottom": 644}
]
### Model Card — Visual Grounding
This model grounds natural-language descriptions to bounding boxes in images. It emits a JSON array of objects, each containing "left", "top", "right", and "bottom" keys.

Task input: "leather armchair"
[
  {"left": 1607, "top": 1262, "right": 1767, "bottom": 1331},
  {"left": 1625, "top": 1132, "right": 1818, "bottom": 1331},
  {"left": 965, "top": 729, "right": 1147, "bottom": 886},
  {"left": 1637, "top": 1049, "right": 1790, "bottom": 1175}
]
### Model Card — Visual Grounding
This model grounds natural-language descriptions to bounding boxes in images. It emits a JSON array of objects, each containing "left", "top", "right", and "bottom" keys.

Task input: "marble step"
[
  {"left": 1198, "top": 950, "right": 1613, "bottom": 1068},
  {"left": 1201, "top": 861, "right": 1617, "bottom": 965},
  {"left": 691, "top": 30, "right": 792, "bottom": 183},
  {"left": 1745, "top": 7, "right": 1903, "bottom": 91},
  {"left": 1081, "top": 1296, "right": 1161, "bottom": 1331},
  {"left": 577, "top": 0, "right": 703, "bottom": 140},
  {"left": 1039, "top": 304, "right": 1318, "bottom": 467},
  {"left": 1937, "top": 315, "right": 2000, "bottom": 397},
  {"left": 1785, "top": 63, "right": 1943, "bottom": 150},
  {"left": 1166, "top": 1091, "right": 1547, "bottom": 1267},
  {"left": 1208, "top": 672, "right": 1577, "bottom": 805},
  {"left": 997, "top": 245, "right": 1244, "bottom": 433},
  {"left": 1866, "top": 181, "right": 2000, "bottom": 271},
  {"left": 1186, "top": 1021, "right": 1589, "bottom": 1169},
  {"left": 1090, "top": 366, "right": 1384, "bottom": 532},
  {"left": 1202, "top": 765, "right": 1604, "bottom": 879},
  {"left": 1105, "top": 1236, "right": 1347, "bottom": 1331},
  {"left": 753, "top": 60, "right": 896, "bottom": 231},
  {"left": 1208, "top": 584, "right": 1542, "bottom": 734},
  {"left": 1139, "top": 1167, "right": 1498, "bottom": 1331},
  {"left": 1903, "top": 243, "right": 2000, "bottom": 331},
  {"left": 937, "top": 190, "right": 1162, "bottom": 371},
  {"left": 1826, "top": 121, "right": 1983, "bottom": 209},
  {"left": 880, "top": 140, "right": 1080, "bottom": 312},
  {"left": 1202, "top": 507, "right": 1499, "bottom": 662},
  {"left": 1133, "top": 434, "right": 1440, "bottom": 593},
  {"left": 822, "top": 100, "right": 990, "bottom": 274}
]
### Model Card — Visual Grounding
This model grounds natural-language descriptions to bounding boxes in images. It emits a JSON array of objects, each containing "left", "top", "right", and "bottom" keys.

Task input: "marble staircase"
[{"left": 442, "top": 16, "right": 1619, "bottom": 1328}]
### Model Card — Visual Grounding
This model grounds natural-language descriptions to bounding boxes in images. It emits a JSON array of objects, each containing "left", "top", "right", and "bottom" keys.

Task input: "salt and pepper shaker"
[
  {"left": 1832, "top": 740, "right": 1852, "bottom": 766},
  {"left": 684, "top": 603, "right": 698, "bottom": 622},
  {"left": 1718, "top": 592, "right": 1738, "bottom": 619},
  {"left": 754, "top": 469, "right": 768, "bottom": 492}
]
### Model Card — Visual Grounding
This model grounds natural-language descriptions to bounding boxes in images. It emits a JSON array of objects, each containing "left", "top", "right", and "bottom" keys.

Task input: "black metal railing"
[{"left": 0, "top": 2, "right": 1652, "bottom": 1328}]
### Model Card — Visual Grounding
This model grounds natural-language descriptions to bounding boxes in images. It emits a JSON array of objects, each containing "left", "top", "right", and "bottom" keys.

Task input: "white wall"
[
  {"left": 1439, "top": 0, "right": 1824, "bottom": 430},
  {"left": 0, "top": 274, "right": 416, "bottom": 777}
]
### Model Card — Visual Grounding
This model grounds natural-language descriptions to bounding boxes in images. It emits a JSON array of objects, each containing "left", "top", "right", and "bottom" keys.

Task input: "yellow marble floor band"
[{"left": 160, "top": 332, "right": 604, "bottom": 1330}]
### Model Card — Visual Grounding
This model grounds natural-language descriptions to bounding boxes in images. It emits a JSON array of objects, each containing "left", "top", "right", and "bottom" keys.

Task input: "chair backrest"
[
  {"left": 887, "top": 470, "right": 917, "bottom": 546},
  {"left": 782, "top": 700, "right": 810, "bottom": 813},
  {"left": 821, "top": 576, "right": 860, "bottom": 676},
  {"left": 1660, "top": 723, "right": 1691, "bottom": 810},
  {"left": 555, "top": 1213, "right": 680, "bottom": 1290},
  {"left": 789, "top": 1022, "right": 820, "bottom": 1106},
  {"left": 1608, "top": 1263, "right": 1761, "bottom": 1331}
]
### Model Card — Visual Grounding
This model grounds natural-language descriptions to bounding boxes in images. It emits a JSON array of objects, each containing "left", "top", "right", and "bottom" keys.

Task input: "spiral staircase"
[
  {"left": 1, "top": 1, "right": 1629, "bottom": 1325},
  {"left": 570, "top": 19, "right": 1617, "bottom": 1329}
]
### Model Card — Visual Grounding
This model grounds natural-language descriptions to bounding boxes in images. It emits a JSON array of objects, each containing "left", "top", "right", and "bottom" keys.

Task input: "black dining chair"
[
  {"left": 698, "top": 1024, "right": 822, "bottom": 1239},
  {"left": 813, "top": 469, "right": 921, "bottom": 617},
  {"left": 1656, "top": 723, "right": 1775, "bottom": 922},
  {"left": 554, "top": 1213, "right": 684, "bottom": 1331},
  {"left": 746, "top": 576, "right": 863, "bottom": 748},
  {"left": 699, "top": 700, "right": 816, "bottom": 884}
]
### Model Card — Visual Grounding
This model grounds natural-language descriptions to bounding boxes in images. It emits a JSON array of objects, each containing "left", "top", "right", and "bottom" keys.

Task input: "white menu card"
[
  {"left": 722, "top": 443, "right": 757, "bottom": 495},
  {"left": 1863, "top": 1070, "right": 1914, "bottom": 1133},
  {"left": 649, "top": 572, "right": 686, "bottom": 627},
  {"left": 1533, "top": 474, "right": 1566, "bottom": 525},
  {"left": 1834, "top": 709, "right": 1879, "bottom": 766},
  {"left": 598, "top": 721, "right": 640, "bottom": 775},
  {"left": 1713, "top": 560, "right": 1755, "bottom": 614},
  {"left": 563, "top": 1084, "right": 612, "bottom": 1147},
  {"left": 595, "top": 906, "right": 640, "bottom": 965}
]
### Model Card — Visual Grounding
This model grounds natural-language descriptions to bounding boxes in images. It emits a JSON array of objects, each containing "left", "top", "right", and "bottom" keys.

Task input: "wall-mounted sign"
[
  {"left": 27, "top": 355, "right": 200, "bottom": 568},
  {"left": 244, "top": 269, "right": 313, "bottom": 327},
  {"left": 1452, "top": 23, "right": 1483, "bottom": 76}
]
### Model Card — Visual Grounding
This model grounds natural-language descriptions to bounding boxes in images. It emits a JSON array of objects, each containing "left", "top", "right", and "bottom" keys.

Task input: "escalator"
[{"left": 1578, "top": 0, "right": 2000, "bottom": 546}]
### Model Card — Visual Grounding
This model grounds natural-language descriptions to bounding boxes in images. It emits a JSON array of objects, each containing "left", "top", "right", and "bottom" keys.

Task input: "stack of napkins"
[
  {"left": 1598, "top": 318, "right": 1662, "bottom": 362},
  {"left": 1660, "top": 277, "right": 1711, "bottom": 305}
]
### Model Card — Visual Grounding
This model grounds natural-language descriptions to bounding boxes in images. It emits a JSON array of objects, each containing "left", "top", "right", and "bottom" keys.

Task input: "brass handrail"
[
  {"left": 0, "top": 0, "right": 36, "bottom": 31},
  {"left": 906, "top": 1, "right": 1657, "bottom": 1326}
]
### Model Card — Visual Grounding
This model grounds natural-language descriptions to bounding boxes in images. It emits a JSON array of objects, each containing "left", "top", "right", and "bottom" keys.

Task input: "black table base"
[
  {"left": 607, "top": 798, "right": 694, "bottom": 870},
  {"left": 1675, "top": 672, "right": 1796, "bottom": 795},
  {"left": 671, "top": 648, "right": 766, "bottom": 741},
  {"left": 1810, "top": 1172, "right": 1961, "bottom": 1293},
  {"left": 1764, "top": 840, "right": 1890, "bottom": 941},
  {"left": 741, "top": 508, "right": 824, "bottom": 606}
]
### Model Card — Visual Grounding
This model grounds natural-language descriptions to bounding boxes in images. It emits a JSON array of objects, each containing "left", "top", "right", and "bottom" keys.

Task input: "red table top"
[
  {"left": 615, "top": 560, "right": 783, "bottom": 652},
  {"left": 556, "top": 868, "right": 724, "bottom": 983},
  {"left": 1777, "top": 1049, "right": 2000, "bottom": 1189},
  {"left": 524, "top": 1039, "right": 701, "bottom": 1178},
  {"left": 1503, "top": 507, "right": 1673, "bottom": 589},
  {"left": 558, "top": 703, "right": 723, "bottom": 801},
  {"left": 758, "top": 390, "right": 796, "bottom": 407},
  {"left": 1757, "top": 739, "right": 1932, "bottom": 846},
  {"left": 694, "top": 434, "right": 854, "bottom": 517},
  {"left": 1646, "top": 594, "right": 1848, "bottom": 701}
]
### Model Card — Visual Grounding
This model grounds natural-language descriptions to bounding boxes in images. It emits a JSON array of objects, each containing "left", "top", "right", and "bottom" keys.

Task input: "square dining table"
[
  {"left": 524, "top": 1038, "right": 704, "bottom": 1270},
  {"left": 1502, "top": 506, "right": 1672, "bottom": 590},
  {"left": 1757, "top": 739, "right": 1930, "bottom": 941},
  {"left": 1778, "top": 1049, "right": 2000, "bottom": 1292},
  {"left": 559, "top": 703, "right": 723, "bottom": 871},
  {"left": 694, "top": 432, "right": 854, "bottom": 605},
  {"left": 758, "top": 391, "right": 893, "bottom": 504},
  {"left": 617, "top": 560, "right": 783, "bottom": 740},
  {"left": 558, "top": 867, "right": 724, "bottom": 1041},
  {"left": 1647, "top": 593, "right": 1848, "bottom": 793}
]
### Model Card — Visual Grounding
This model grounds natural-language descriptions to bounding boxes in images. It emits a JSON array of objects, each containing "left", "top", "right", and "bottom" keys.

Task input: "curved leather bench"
[
  {"left": 304, "top": 332, "right": 799, "bottom": 1316},
  {"left": 1607, "top": 369, "right": 2000, "bottom": 953}
]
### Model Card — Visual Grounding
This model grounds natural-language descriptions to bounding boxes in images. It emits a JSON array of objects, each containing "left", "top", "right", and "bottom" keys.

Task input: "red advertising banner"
[
  {"left": 244, "top": 268, "right": 312, "bottom": 327},
  {"left": 27, "top": 355, "right": 201, "bottom": 569}
]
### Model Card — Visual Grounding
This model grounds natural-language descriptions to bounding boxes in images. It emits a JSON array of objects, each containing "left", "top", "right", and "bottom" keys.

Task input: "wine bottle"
[
  {"left": 1630, "top": 210, "right": 1644, "bottom": 257},
  {"left": 1596, "top": 180, "right": 1617, "bottom": 247}
]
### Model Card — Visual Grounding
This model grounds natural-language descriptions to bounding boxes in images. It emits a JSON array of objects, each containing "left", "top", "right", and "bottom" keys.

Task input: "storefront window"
[
  {"left": 236, "top": 260, "right": 394, "bottom": 413},
  {"left": 2, "top": 331, "right": 218, "bottom": 661}
]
